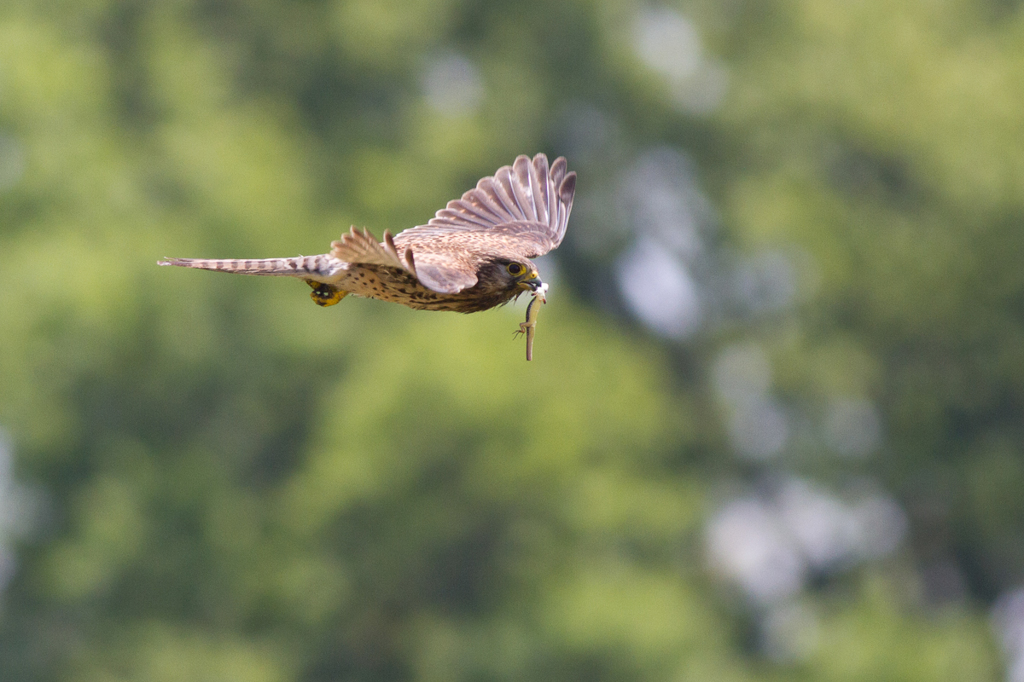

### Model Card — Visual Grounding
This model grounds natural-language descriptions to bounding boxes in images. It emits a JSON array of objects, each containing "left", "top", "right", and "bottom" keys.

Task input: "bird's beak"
[{"left": 518, "top": 271, "right": 543, "bottom": 291}]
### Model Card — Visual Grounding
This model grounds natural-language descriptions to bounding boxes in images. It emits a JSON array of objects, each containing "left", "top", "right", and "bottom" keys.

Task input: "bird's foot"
[{"left": 306, "top": 281, "right": 348, "bottom": 307}]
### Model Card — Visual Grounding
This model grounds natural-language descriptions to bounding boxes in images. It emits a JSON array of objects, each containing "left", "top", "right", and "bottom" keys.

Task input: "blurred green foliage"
[{"left": 1, "top": 0, "right": 1022, "bottom": 679}]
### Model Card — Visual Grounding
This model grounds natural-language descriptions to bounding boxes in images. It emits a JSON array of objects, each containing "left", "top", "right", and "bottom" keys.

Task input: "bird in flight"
[{"left": 160, "top": 154, "right": 575, "bottom": 322}]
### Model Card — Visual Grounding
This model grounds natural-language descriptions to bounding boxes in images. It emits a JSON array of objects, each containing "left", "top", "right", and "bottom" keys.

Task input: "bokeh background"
[{"left": 2, "top": 0, "right": 1024, "bottom": 679}]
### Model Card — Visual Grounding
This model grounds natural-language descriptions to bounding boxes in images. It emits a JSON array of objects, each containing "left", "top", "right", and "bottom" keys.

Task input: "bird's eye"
[{"left": 507, "top": 262, "right": 525, "bottom": 276}]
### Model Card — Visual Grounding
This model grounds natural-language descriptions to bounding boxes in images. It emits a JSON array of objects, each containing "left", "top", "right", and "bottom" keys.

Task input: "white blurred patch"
[
  {"left": 0, "top": 429, "right": 37, "bottom": 595},
  {"left": 617, "top": 147, "right": 712, "bottom": 257},
  {"left": 823, "top": 398, "right": 882, "bottom": 458},
  {"left": 421, "top": 52, "right": 484, "bottom": 117},
  {"left": 632, "top": 7, "right": 728, "bottom": 114},
  {"left": 706, "top": 476, "right": 907, "bottom": 609},
  {"left": 706, "top": 498, "right": 806, "bottom": 604},
  {"left": 634, "top": 7, "right": 702, "bottom": 83},
  {"left": 993, "top": 589, "right": 1024, "bottom": 682},
  {"left": 777, "top": 478, "right": 863, "bottom": 570},
  {"left": 615, "top": 237, "right": 701, "bottom": 338},
  {"left": 614, "top": 148, "right": 717, "bottom": 338}
]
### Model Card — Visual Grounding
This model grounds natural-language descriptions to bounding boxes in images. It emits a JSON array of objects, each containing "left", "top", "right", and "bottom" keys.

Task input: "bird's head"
[{"left": 484, "top": 257, "right": 543, "bottom": 294}]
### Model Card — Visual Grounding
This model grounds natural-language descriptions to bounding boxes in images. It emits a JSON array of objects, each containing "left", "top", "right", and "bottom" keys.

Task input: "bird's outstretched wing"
[
  {"left": 396, "top": 153, "right": 576, "bottom": 254},
  {"left": 388, "top": 153, "right": 577, "bottom": 294}
]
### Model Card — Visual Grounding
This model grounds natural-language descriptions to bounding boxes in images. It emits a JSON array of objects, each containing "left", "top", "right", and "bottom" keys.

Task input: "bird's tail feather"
[{"left": 157, "top": 255, "right": 337, "bottom": 281}]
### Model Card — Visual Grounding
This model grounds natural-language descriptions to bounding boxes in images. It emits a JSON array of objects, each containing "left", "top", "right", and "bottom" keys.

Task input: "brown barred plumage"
[{"left": 159, "top": 154, "right": 575, "bottom": 317}]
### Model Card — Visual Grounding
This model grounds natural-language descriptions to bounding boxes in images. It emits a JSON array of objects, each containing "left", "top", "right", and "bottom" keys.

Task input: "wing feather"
[
  {"left": 367, "top": 154, "right": 577, "bottom": 295},
  {"left": 510, "top": 155, "right": 538, "bottom": 222},
  {"left": 460, "top": 186, "right": 513, "bottom": 224},
  {"left": 395, "top": 153, "right": 576, "bottom": 251},
  {"left": 531, "top": 154, "right": 549, "bottom": 224},
  {"left": 507, "top": 158, "right": 534, "bottom": 222},
  {"left": 434, "top": 208, "right": 492, "bottom": 229},
  {"left": 330, "top": 226, "right": 408, "bottom": 270},
  {"left": 484, "top": 175, "right": 522, "bottom": 223}
]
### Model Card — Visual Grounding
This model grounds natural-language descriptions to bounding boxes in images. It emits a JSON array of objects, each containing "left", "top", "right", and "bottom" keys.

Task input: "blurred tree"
[{"left": 0, "top": 0, "right": 1019, "bottom": 680}]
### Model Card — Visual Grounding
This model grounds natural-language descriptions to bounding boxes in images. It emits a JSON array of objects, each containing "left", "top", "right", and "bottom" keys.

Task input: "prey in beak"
[{"left": 514, "top": 280, "right": 549, "bottom": 360}]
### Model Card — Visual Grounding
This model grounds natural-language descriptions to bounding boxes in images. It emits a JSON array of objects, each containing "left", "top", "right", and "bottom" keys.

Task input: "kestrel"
[{"left": 159, "top": 154, "right": 575, "bottom": 320}]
